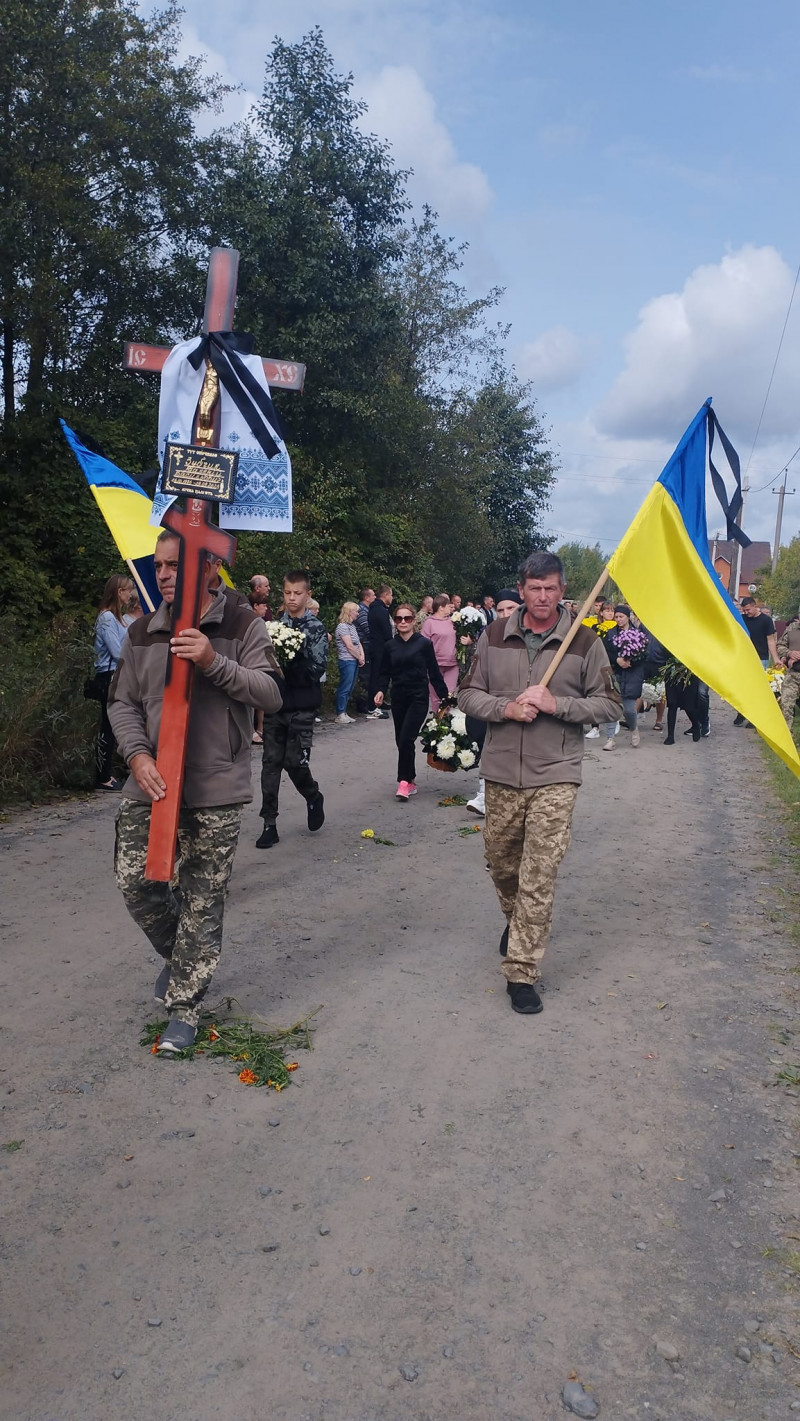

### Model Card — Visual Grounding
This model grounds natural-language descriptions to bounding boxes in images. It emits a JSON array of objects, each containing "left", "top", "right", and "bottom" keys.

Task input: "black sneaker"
[
  {"left": 499, "top": 925, "right": 509, "bottom": 956},
  {"left": 256, "top": 823, "right": 280, "bottom": 849},
  {"left": 307, "top": 794, "right": 325, "bottom": 832},
  {"left": 156, "top": 1019, "right": 196, "bottom": 1054},
  {"left": 154, "top": 962, "right": 171, "bottom": 1004},
  {"left": 506, "top": 981, "right": 543, "bottom": 1014},
  {"left": 733, "top": 713, "right": 745, "bottom": 726}
]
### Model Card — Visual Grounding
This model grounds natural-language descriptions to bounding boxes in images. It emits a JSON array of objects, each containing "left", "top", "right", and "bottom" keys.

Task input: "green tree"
[
  {"left": 755, "top": 540, "right": 800, "bottom": 619},
  {"left": 0, "top": 0, "right": 225, "bottom": 613},
  {"left": 208, "top": 27, "right": 408, "bottom": 457},
  {"left": 556, "top": 542, "right": 612, "bottom": 603}
]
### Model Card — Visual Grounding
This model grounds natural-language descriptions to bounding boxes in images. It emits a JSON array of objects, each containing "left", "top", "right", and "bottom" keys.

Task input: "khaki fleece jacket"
[
  {"left": 458, "top": 605, "right": 622, "bottom": 789},
  {"left": 107, "top": 588, "right": 283, "bottom": 807},
  {"left": 777, "top": 618, "right": 800, "bottom": 664}
]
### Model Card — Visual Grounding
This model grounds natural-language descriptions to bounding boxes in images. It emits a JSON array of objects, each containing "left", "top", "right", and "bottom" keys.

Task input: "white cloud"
[
  {"left": 536, "top": 121, "right": 587, "bottom": 151},
  {"left": 358, "top": 65, "right": 492, "bottom": 222},
  {"left": 516, "top": 326, "right": 586, "bottom": 391},
  {"left": 686, "top": 64, "right": 755, "bottom": 83},
  {"left": 178, "top": 22, "right": 259, "bottom": 133},
  {"left": 596, "top": 245, "right": 800, "bottom": 443}
]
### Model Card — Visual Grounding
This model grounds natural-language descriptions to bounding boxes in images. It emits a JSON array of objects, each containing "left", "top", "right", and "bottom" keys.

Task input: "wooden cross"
[{"left": 123, "top": 246, "right": 302, "bottom": 882}]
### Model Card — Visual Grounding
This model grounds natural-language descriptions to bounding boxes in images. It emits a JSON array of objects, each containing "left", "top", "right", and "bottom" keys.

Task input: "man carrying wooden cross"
[
  {"left": 108, "top": 531, "right": 284, "bottom": 1053},
  {"left": 459, "top": 551, "right": 621, "bottom": 1016}
]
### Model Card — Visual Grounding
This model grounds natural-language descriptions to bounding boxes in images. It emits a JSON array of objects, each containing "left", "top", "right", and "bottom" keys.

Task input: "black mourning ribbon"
[
  {"left": 706, "top": 404, "right": 750, "bottom": 548},
  {"left": 187, "top": 331, "right": 284, "bottom": 459}
]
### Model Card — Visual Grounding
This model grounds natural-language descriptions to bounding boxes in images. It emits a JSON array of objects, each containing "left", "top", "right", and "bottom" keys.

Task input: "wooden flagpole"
[
  {"left": 537, "top": 566, "right": 612, "bottom": 689},
  {"left": 125, "top": 558, "right": 156, "bottom": 613}
]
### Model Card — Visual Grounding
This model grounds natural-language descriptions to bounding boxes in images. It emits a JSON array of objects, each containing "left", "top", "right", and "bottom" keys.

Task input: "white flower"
[
  {"left": 449, "top": 710, "right": 467, "bottom": 737},
  {"left": 459, "top": 607, "right": 484, "bottom": 632},
  {"left": 458, "top": 748, "right": 476, "bottom": 768},
  {"left": 436, "top": 733, "right": 456, "bottom": 760}
]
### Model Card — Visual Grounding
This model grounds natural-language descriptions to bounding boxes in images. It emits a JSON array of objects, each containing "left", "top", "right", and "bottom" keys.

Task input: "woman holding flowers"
[
  {"left": 603, "top": 605, "right": 649, "bottom": 750},
  {"left": 374, "top": 604, "right": 449, "bottom": 800},
  {"left": 420, "top": 594, "right": 459, "bottom": 710}
]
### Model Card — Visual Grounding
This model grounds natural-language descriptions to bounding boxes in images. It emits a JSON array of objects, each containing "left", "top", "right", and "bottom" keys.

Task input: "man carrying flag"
[{"left": 458, "top": 551, "right": 622, "bottom": 1015}]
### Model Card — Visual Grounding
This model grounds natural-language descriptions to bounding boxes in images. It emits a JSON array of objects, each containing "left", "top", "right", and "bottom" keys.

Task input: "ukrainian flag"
[
  {"left": 61, "top": 419, "right": 162, "bottom": 610},
  {"left": 607, "top": 401, "right": 800, "bottom": 777}
]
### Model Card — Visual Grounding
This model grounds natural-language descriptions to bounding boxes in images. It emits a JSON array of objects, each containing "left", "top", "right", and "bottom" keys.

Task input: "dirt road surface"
[{"left": 1, "top": 706, "right": 798, "bottom": 1421}]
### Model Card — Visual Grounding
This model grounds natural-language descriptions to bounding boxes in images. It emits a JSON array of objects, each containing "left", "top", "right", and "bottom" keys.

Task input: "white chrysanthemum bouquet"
[
  {"left": 451, "top": 606, "right": 485, "bottom": 665},
  {"left": 420, "top": 702, "right": 481, "bottom": 772},
  {"left": 264, "top": 621, "right": 307, "bottom": 668}
]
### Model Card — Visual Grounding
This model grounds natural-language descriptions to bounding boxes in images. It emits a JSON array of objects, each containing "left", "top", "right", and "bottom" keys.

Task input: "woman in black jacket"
[
  {"left": 374, "top": 603, "right": 449, "bottom": 800},
  {"left": 603, "top": 605, "right": 647, "bottom": 750}
]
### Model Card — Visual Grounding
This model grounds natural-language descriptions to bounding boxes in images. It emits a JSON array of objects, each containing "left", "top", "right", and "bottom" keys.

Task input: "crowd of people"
[{"left": 90, "top": 544, "right": 799, "bottom": 1051}]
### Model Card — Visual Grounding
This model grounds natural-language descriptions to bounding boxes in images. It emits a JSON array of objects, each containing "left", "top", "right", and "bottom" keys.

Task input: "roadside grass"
[
  {"left": 761, "top": 738, "right": 800, "bottom": 946},
  {"left": 763, "top": 1246, "right": 800, "bottom": 1277},
  {"left": 760, "top": 742, "right": 800, "bottom": 1089},
  {"left": 0, "top": 615, "right": 97, "bottom": 805}
]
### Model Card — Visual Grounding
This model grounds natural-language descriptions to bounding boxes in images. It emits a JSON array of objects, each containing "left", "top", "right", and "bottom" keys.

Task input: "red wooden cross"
[
  {"left": 124, "top": 246, "right": 300, "bottom": 881},
  {"left": 147, "top": 500, "right": 236, "bottom": 881}
]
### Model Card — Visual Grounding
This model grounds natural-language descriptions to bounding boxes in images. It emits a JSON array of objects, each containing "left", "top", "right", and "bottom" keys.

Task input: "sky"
[{"left": 144, "top": 0, "right": 800, "bottom": 554}]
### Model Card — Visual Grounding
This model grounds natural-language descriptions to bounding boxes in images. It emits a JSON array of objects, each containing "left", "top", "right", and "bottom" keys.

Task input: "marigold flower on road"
[
  {"left": 238, "top": 1068, "right": 258, "bottom": 1085},
  {"left": 361, "top": 829, "right": 375, "bottom": 839},
  {"left": 286, "top": 1062, "right": 299, "bottom": 1072},
  {"left": 150, "top": 1039, "right": 160, "bottom": 1054},
  {"left": 208, "top": 1027, "right": 220, "bottom": 1042}
]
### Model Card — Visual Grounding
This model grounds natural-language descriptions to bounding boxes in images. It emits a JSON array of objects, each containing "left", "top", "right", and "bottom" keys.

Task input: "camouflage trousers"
[
  {"left": 115, "top": 798, "right": 243, "bottom": 1026},
  {"left": 779, "top": 670, "right": 800, "bottom": 727},
  {"left": 483, "top": 780, "right": 578, "bottom": 985},
  {"left": 260, "top": 709, "right": 319, "bottom": 824}
]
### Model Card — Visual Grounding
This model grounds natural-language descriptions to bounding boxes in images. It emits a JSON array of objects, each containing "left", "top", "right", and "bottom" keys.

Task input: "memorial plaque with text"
[{"left": 162, "top": 443, "right": 239, "bottom": 502}]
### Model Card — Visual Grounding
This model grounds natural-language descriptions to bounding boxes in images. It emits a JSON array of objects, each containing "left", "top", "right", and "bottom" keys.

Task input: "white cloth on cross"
[{"left": 149, "top": 336, "right": 293, "bottom": 532}]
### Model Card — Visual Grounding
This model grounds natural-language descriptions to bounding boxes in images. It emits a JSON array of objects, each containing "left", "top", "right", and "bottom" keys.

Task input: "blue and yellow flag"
[
  {"left": 62, "top": 419, "right": 237, "bottom": 608},
  {"left": 61, "top": 419, "right": 162, "bottom": 610},
  {"left": 608, "top": 401, "right": 800, "bottom": 777}
]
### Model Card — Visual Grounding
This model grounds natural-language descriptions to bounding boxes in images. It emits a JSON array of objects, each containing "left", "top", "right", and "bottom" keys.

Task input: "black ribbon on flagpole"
[
  {"left": 188, "top": 331, "right": 284, "bottom": 458},
  {"left": 707, "top": 405, "right": 750, "bottom": 548}
]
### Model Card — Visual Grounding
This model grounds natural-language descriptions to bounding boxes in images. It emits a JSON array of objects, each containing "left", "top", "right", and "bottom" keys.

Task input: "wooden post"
[{"left": 538, "top": 568, "right": 612, "bottom": 689}]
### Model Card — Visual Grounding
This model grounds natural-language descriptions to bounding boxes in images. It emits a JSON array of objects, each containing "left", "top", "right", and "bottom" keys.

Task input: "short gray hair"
[{"left": 517, "top": 551, "right": 565, "bottom": 586}]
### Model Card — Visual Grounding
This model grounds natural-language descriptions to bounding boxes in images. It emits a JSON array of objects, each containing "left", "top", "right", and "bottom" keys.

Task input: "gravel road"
[{"left": 1, "top": 704, "right": 798, "bottom": 1420}]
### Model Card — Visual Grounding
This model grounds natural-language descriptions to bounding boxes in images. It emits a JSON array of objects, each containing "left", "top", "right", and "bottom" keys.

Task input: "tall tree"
[
  {"left": 754, "top": 540, "right": 800, "bottom": 619},
  {"left": 556, "top": 542, "right": 612, "bottom": 602},
  {"left": 0, "top": 0, "right": 224, "bottom": 613}
]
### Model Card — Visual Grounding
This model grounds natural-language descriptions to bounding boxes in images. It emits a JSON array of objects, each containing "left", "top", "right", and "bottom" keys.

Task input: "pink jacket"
[{"left": 421, "top": 615, "right": 457, "bottom": 670}]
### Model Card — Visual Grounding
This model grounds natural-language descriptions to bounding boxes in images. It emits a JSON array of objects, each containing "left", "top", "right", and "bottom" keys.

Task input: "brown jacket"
[
  {"left": 458, "top": 605, "right": 622, "bottom": 789},
  {"left": 108, "top": 588, "right": 283, "bottom": 808}
]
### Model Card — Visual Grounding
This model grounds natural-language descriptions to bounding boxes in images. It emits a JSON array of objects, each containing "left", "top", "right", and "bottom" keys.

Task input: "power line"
[
  {"left": 748, "top": 441, "right": 800, "bottom": 495},
  {"left": 744, "top": 255, "right": 800, "bottom": 475},
  {"left": 555, "top": 471, "right": 655, "bottom": 486},
  {"left": 556, "top": 450, "right": 664, "bottom": 467}
]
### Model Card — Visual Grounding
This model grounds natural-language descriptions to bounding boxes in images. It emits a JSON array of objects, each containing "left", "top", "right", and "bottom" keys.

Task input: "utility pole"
[{"left": 771, "top": 469, "right": 795, "bottom": 573}]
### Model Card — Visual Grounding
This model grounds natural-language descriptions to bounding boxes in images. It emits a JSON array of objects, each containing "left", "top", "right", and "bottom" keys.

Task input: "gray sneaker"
[
  {"left": 156, "top": 1019, "right": 196, "bottom": 1054},
  {"left": 154, "top": 962, "right": 171, "bottom": 1004}
]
